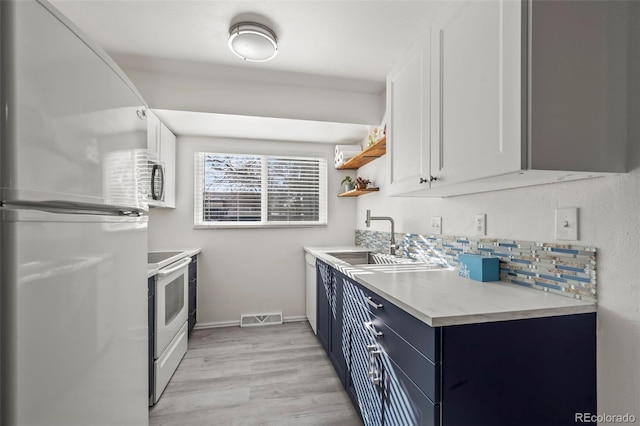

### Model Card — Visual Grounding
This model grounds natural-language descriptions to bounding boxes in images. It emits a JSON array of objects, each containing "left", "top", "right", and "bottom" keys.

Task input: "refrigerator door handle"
[{"left": 119, "top": 210, "right": 143, "bottom": 217}]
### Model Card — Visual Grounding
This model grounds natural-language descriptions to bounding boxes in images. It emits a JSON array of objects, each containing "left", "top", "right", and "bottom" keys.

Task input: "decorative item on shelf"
[
  {"left": 355, "top": 177, "right": 371, "bottom": 190},
  {"left": 334, "top": 144, "right": 362, "bottom": 168},
  {"left": 367, "top": 123, "right": 386, "bottom": 147},
  {"left": 341, "top": 176, "right": 355, "bottom": 193}
]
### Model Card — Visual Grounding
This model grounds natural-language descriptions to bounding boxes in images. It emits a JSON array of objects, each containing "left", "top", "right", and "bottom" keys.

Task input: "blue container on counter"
[{"left": 458, "top": 254, "right": 500, "bottom": 282}]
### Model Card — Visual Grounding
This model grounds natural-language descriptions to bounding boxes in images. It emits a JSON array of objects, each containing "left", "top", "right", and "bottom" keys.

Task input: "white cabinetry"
[
  {"left": 430, "top": 0, "right": 522, "bottom": 188},
  {"left": 387, "top": 0, "right": 627, "bottom": 198},
  {"left": 386, "top": 32, "right": 432, "bottom": 196},
  {"left": 159, "top": 123, "right": 176, "bottom": 208},
  {"left": 146, "top": 110, "right": 176, "bottom": 208},
  {"left": 146, "top": 109, "right": 161, "bottom": 161}
]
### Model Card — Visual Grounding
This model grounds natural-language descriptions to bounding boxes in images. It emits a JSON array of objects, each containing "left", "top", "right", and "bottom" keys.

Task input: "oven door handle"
[{"left": 158, "top": 257, "right": 192, "bottom": 276}]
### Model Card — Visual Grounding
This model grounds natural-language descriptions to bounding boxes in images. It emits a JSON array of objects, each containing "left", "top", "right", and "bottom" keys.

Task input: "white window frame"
[{"left": 194, "top": 152, "right": 328, "bottom": 228}]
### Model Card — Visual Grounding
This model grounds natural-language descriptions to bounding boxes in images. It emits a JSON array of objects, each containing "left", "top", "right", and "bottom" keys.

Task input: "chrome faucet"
[{"left": 365, "top": 210, "right": 397, "bottom": 255}]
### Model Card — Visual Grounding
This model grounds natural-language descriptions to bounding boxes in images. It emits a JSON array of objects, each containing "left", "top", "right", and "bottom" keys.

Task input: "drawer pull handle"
[
  {"left": 367, "top": 344, "right": 382, "bottom": 386},
  {"left": 366, "top": 296, "right": 383, "bottom": 309},
  {"left": 365, "top": 321, "right": 383, "bottom": 338}
]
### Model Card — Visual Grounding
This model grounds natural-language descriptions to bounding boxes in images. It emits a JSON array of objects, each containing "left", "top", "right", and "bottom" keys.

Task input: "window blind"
[{"left": 194, "top": 152, "right": 327, "bottom": 227}]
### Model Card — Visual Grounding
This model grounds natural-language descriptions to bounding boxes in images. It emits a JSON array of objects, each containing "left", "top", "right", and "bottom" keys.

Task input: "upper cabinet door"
[
  {"left": 386, "top": 32, "right": 432, "bottom": 196},
  {"left": 430, "top": 0, "right": 522, "bottom": 188},
  {"left": 159, "top": 122, "right": 176, "bottom": 209},
  {"left": 146, "top": 110, "right": 161, "bottom": 161}
]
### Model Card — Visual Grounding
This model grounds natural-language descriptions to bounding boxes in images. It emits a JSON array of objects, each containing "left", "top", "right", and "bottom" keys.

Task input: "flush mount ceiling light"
[{"left": 228, "top": 22, "right": 278, "bottom": 62}]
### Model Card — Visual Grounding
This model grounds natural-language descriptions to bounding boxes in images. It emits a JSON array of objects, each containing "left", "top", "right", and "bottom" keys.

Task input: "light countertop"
[
  {"left": 147, "top": 248, "right": 201, "bottom": 278},
  {"left": 305, "top": 247, "right": 596, "bottom": 327}
]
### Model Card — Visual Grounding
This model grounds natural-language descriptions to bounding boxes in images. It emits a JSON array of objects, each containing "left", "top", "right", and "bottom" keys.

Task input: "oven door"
[{"left": 155, "top": 257, "right": 190, "bottom": 358}]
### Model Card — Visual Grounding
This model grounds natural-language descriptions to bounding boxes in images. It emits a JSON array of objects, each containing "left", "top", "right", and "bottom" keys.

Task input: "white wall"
[
  {"left": 148, "top": 136, "right": 357, "bottom": 326},
  {"left": 355, "top": 150, "right": 640, "bottom": 421}
]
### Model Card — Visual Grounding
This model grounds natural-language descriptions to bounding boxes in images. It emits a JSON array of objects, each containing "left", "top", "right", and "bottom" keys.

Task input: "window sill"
[{"left": 194, "top": 223, "right": 328, "bottom": 230}]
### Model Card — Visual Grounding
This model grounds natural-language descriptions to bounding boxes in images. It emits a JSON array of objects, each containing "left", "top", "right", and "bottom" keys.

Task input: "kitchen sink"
[{"left": 326, "top": 251, "right": 423, "bottom": 266}]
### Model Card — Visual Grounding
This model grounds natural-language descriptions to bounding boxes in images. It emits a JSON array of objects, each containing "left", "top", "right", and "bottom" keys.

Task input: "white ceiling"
[
  {"left": 50, "top": 0, "right": 443, "bottom": 84},
  {"left": 49, "top": 0, "right": 445, "bottom": 141}
]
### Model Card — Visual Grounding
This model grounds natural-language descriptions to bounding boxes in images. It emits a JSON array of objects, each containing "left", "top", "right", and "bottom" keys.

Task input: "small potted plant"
[
  {"left": 355, "top": 177, "right": 371, "bottom": 190},
  {"left": 341, "top": 176, "right": 355, "bottom": 192}
]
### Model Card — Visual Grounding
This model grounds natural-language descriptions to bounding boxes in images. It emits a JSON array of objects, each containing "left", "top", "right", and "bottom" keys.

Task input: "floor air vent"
[{"left": 240, "top": 312, "right": 283, "bottom": 327}]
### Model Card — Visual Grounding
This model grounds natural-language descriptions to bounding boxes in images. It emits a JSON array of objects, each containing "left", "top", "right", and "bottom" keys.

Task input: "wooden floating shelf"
[
  {"left": 337, "top": 187, "right": 380, "bottom": 197},
  {"left": 336, "top": 136, "right": 386, "bottom": 170}
]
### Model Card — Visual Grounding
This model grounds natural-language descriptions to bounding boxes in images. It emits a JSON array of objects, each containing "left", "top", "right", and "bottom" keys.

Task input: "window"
[{"left": 194, "top": 152, "right": 328, "bottom": 227}]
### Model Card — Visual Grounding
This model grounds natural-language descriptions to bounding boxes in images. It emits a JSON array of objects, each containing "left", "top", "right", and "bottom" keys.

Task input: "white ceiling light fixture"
[{"left": 228, "top": 22, "right": 278, "bottom": 62}]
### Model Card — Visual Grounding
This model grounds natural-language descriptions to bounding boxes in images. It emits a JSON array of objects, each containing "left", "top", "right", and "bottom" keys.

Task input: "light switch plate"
[
  {"left": 430, "top": 216, "right": 442, "bottom": 235},
  {"left": 475, "top": 214, "right": 486, "bottom": 236},
  {"left": 555, "top": 207, "right": 579, "bottom": 240}
]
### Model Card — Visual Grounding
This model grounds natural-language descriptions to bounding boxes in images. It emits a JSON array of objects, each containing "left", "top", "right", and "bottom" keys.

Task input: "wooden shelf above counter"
[
  {"left": 336, "top": 136, "right": 386, "bottom": 170},
  {"left": 337, "top": 187, "right": 380, "bottom": 197}
]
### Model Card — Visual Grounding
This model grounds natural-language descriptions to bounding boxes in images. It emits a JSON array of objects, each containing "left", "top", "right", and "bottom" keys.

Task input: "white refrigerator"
[{"left": 1, "top": 1, "right": 150, "bottom": 425}]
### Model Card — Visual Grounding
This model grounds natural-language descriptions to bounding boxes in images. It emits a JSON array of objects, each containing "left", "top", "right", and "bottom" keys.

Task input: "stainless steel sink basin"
[{"left": 326, "top": 251, "right": 423, "bottom": 266}]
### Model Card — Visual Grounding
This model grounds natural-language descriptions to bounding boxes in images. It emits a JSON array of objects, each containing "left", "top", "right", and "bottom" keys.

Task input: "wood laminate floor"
[{"left": 149, "top": 321, "right": 362, "bottom": 426}]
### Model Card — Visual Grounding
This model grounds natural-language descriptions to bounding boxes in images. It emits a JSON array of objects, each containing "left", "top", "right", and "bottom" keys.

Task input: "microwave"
[{"left": 148, "top": 159, "right": 165, "bottom": 205}]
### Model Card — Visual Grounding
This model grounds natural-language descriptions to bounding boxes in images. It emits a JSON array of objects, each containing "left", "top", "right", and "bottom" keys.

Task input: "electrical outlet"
[
  {"left": 475, "top": 214, "right": 486, "bottom": 236},
  {"left": 430, "top": 216, "right": 442, "bottom": 235},
  {"left": 555, "top": 207, "right": 579, "bottom": 240}
]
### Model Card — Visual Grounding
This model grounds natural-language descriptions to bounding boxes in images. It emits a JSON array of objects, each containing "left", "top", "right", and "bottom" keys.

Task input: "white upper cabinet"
[
  {"left": 430, "top": 0, "right": 522, "bottom": 188},
  {"left": 159, "top": 122, "right": 176, "bottom": 209},
  {"left": 146, "top": 110, "right": 176, "bottom": 208},
  {"left": 387, "top": 0, "right": 628, "bottom": 197},
  {"left": 146, "top": 109, "right": 161, "bottom": 161},
  {"left": 386, "top": 32, "right": 432, "bottom": 195}
]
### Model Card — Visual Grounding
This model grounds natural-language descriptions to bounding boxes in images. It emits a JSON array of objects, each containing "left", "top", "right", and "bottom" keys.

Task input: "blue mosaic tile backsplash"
[{"left": 355, "top": 230, "right": 597, "bottom": 302}]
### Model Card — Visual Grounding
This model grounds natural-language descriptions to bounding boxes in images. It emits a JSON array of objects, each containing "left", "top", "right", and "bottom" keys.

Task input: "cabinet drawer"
[
  {"left": 351, "top": 280, "right": 440, "bottom": 363},
  {"left": 384, "top": 356, "right": 440, "bottom": 426},
  {"left": 366, "top": 313, "right": 440, "bottom": 403}
]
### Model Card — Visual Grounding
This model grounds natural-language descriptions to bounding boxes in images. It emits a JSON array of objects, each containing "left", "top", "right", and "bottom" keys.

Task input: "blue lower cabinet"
[
  {"left": 187, "top": 255, "right": 198, "bottom": 336},
  {"left": 371, "top": 314, "right": 440, "bottom": 403},
  {"left": 348, "top": 277, "right": 440, "bottom": 363},
  {"left": 382, "top": 357, "right": 440, "bottom": 426},
  {"left": 329, "top": 269, "right": 347, "bottom": 385},
  {"left": 326, "top": 264, "right": 596, "bottom": 426},
  {"left": 343, "top": 275, "right": 436, "bottom": 426},
  {"left": 316, "top": 260, "right": 331, "bottom": 355},
  {"left": 343, "top": 281, "right": 383, "bottom": 426},
  {"left": 316, "top": 260, "right": 346, "bottom": 386},
  {"left": 441, "top": 313, "right": 596, "bottom": 426}
]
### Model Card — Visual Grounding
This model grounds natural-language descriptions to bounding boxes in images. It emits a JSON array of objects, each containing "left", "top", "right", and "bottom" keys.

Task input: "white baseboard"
[
  {"left": 193, "top": 320, "right": 239, "bottom": 329},
  {"left": 283, "top": 315, "right": 307, "bottom": 323},
  {"left": 194, "top": 315, "right": 308, "bottom": 330}
]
